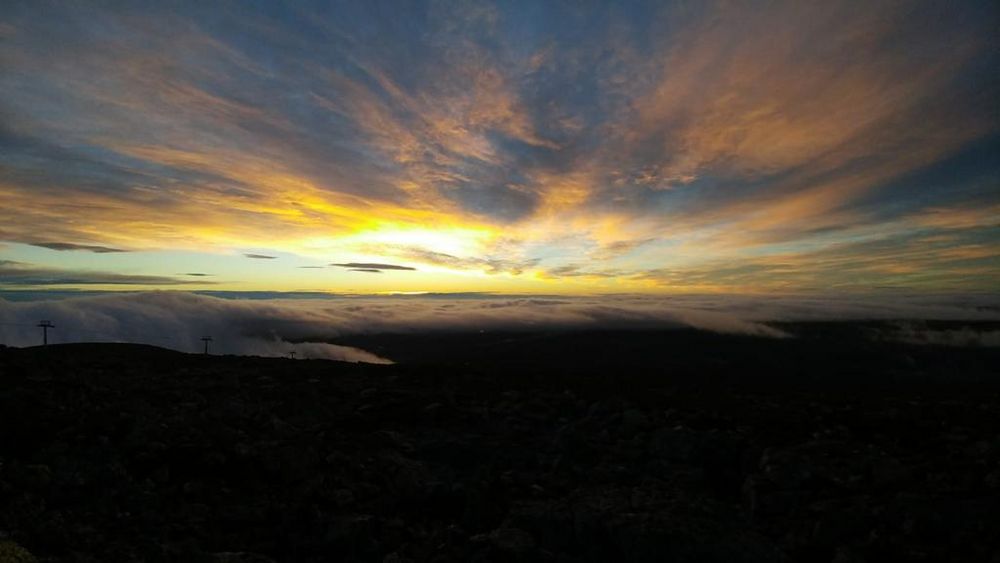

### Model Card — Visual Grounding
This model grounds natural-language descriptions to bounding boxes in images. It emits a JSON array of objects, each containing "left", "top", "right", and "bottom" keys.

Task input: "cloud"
[
  {"left": 540, "top": 264, "right": 624, "bottom": 279},
  {"left": 1, "top": 293, "right": 997, "bottom": 367},
  {"left": 380, "top": 247, "right": 538, "bottom": 275},
  {"left": 30, "top": 242, "right": 128, "bottom": 253},
  {"left": 181, "top": 273, "right": 212, "bottom": 277},
  {"left": 331, "top": 262, "right": 416, "bottom": 271},
  {"left": 0, "top": 261, "right": 208, "bottom": 287},
  {"left": 349, "top": 269, "right": 383, "bottom": 274},
  {"left": 0, "top": 2, "right": 996, "bottom": 292},
  {"left": 0, "top": 292, "right": 390, "bottom": 363},
  {"left": 871, "top": 322, "right": 1000, "bottom": 348},
  {"left": 244, "top": 254, "right": 277, "bottom": 260}
]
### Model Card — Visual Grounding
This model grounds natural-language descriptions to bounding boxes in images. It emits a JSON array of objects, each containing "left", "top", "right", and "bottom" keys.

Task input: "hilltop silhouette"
[{"left": 1, "top": 325, "right": 999, "bottom": 562}]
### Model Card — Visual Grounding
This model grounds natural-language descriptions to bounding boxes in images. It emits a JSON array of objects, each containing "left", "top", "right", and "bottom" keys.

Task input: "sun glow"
[{"left": 341, "top": 225, "right": 495, "bottom": 258}]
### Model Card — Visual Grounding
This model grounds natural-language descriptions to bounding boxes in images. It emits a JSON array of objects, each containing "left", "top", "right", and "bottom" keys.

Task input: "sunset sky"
[{"left": 1, "top": 1, "right": 997, "bottom": 294}]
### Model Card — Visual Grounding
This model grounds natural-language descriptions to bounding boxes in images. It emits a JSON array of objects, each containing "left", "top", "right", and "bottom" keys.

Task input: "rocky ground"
[{"left": 1, "top": 327, "right": 998, "bottom": 562}]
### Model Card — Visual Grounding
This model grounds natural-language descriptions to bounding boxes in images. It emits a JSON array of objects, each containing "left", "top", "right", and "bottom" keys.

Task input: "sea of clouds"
[{"left": 1, "top": 292, "right": 998, "bottom": 362}]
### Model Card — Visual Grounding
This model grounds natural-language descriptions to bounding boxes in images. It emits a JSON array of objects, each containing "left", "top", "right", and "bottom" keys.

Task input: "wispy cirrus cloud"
[{"left": 360, "top": 246, "right": 539, "bottom": 276}]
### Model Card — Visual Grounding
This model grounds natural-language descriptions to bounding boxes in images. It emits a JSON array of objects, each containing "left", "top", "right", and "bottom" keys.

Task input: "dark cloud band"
[
  {"left": 30, "top": 242, "right": 128, "bottom": 253},
  {"left": 331, "top": 262, "right": 416, "bottom": 271}
]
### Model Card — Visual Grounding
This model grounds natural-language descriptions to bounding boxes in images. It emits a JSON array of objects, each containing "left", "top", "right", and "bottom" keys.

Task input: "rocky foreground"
[{"left": 1, "top": 330, "right": 999, "bottom": 562}]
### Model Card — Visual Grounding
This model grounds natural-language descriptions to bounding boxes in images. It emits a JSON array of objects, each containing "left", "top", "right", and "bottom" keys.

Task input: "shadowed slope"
[{"left": 1, "top": 331, "right": 998, "bottom": 562}]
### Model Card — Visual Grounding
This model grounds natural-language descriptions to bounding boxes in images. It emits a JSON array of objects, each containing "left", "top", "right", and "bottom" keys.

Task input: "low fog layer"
[{"left": 1, "top": 292, "right": 998, "bottom": 361}]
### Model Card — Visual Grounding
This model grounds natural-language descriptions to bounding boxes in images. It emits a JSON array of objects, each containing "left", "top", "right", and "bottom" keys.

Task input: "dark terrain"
[{"left": 1, "top": 324, "right": 999, "bottom": 562}]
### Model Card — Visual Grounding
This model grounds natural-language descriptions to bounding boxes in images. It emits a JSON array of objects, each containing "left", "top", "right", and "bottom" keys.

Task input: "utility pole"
[
  {"left": 37, "top": 320, "right": 54, "bottom": 346},
  {"left": 288, "top": 351, "right": 297, "bottom": 359},
  {"left": 201, "top": 336, "right": 213, "bottom": 355}
]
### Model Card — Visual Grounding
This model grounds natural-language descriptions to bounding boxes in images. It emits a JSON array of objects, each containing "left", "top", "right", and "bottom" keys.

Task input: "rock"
[
  {"left": 488, "top": 526, "right": 535, "bottom": 554},
  {"left": 0, "top": 540, "right": 38, "bottom": 563},
  {"left": 587, "top": 401, "right": 612, "bottom": 419},
  {"left": 743, "top": 476, "right": 810, "bottom": 518},
  {"left": 152, "top": 466, "right": 170, "bottom": 484},
  {"left": 332, "top": 488, "right": 355, "bottom": 507},
  {"left": 371, "top": 430, "right": 415, "bottom": 452},
  {"left": 985, "top": 470, "right": 1000, "bottom": 489},
  {"left": 648, "top": 426, "right": 700, "bottom": 462},
  {"left": 16, "top": 465, "right": 52, "bottom": 491},
  {"left": 553, "top": 423, "right": 586, "bottom": 454},
  {"left": 870, "top": 455, "right": 909, "bottom": 488},
  {"left": 502, "top": 391, "right": 522, "bottom": 402},
  {"left": 830, "top": 545, "right": 864, "bottom": 563},
  {"left": 212, "top": 553, "right": 277, "bottom": 563},
  {"left": 621, "top": 409, "right": 647, "bottom": 434}
]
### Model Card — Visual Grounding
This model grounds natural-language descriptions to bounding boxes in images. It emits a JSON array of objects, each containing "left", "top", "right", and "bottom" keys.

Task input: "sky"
[{"left": 1, "top": 0, "right": 998, "bottom": 294}]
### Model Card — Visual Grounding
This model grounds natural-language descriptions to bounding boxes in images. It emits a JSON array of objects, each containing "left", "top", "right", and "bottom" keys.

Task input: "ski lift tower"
[{"left": 37, "top": 320, "right": 54, "bottom": 346}]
